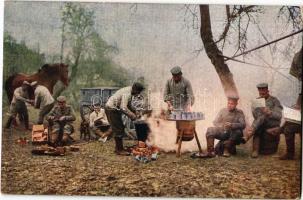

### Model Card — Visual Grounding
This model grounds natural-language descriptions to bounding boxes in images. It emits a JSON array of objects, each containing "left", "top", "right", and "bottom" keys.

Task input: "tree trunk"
[{"left": 199, "top": 5, "right": 239, "bottom": 97}]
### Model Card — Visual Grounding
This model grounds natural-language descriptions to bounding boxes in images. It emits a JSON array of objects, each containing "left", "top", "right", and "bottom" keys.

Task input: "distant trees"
[{"left": 3, "top": 32, "right": 45, "bottom": 79}]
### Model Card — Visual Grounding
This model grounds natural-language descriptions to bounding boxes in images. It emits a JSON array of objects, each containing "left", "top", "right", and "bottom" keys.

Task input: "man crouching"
[
  {"left": 201, "top": 96, "right": 246, "bottom": 158},
  {"left": 46, "top": 96, "right": 76, "bottom": 146}
]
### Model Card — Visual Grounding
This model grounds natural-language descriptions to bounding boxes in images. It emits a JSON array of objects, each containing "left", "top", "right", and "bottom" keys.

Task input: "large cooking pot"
[{"left": 176, "top": 120, "right": 195, "bottom": 141}]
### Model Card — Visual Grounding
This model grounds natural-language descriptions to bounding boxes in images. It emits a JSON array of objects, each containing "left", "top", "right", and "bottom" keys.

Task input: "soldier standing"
[
  {"left": 199, "top": 96, "right": 246, "bottom": 158},
  {"left": 5, "top": 81, "right": 33, "bottom": 130},
  {"left": 31, "top": 81, "right": 55, "bottom": 124},
  {"left": 163, "top": 66, "right": 195, "bottom": 111},
  {"left": 105, "top": 82, "right": 145, "bottom": 156},
  {"left": 244, "top": 83, "right": 283, "bottom": 158},
  {"left": 46, "top": 96, "right": 76, "bottom": 146}
]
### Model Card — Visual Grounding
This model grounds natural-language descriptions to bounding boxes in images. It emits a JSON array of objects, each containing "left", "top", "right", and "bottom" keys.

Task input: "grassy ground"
[{"left": 1, "top": 109, "right": 301, "bottom": 198}]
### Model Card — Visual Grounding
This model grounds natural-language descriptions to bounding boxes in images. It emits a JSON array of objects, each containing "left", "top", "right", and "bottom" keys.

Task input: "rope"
[
  {"left": 222, "top": 55, "right": 294, "bottom": 81},
  {"left": 225, "top": 29, "right": 303, "bottom": 61}
]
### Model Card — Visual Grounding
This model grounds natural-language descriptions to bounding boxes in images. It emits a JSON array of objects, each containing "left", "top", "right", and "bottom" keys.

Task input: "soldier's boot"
[
  {"left": 251, "top": 137, "right": 260, "bottom": 158},
  {"left": 114, "top": 137, "right": 130, "bottom": 156},
  {"left": 280, "top": 133, "right": 295, "bottom": 160},
  {"left": 223, "top": 140, "right": 233, "bottom": 157},
  {"left": 5, "top": 116, "right": 14, "bottom": 129},
  {"left": 223, "top": 140, "right": 236, "bottom": 157},
  {"left": 200, "top": 137, "right": 216, "bottom": 158},
  {"left": 23, "top": 114, "right": 31, "bottom": 131}
]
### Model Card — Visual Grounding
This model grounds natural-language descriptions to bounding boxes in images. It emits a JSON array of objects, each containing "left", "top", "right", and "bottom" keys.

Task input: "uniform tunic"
[
  {"left": 47, "top": 105, "right": 76, "bottom": 134},
  {"left": 9, "top": 87, "right": 30, "bottom": 117},
  {"left": 251, "top": 95, "right": 283, "bottom": 132},
  {"left": 163, "top": 77, "right": 195, "bottom": 110},
  {"left": 206, "top": 108, "right": 246, "bottom": 144},
  {"left": 105, "top": 86, "right": 136, "bottom": 138},
  {"left": 34, "top": 85, "right": 55, "bottom": 124}
]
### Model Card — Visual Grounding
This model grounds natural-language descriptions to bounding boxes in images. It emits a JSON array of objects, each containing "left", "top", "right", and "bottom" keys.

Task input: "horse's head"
[{"left": 40, "top": 63, "right": 69, "bottom": 86}]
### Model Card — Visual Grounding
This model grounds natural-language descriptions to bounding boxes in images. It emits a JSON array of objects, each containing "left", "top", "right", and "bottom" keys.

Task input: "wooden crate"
[{"left": 32, "top": 125, "right": 48, "bottom": 144}]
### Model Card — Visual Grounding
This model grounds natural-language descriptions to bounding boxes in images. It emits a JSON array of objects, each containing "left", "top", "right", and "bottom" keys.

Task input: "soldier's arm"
[
  {"left": 14, "top": 89, "right": 31, "bottom": 103},
  {"left": 213, "top": 109, "right": 224, "bottom": 127},
  {"left": 269, "top": 98, "right": 283, "bottom": 120},
  {"left": 34, "top": 96, "right": 42, "bottom": 109},
  {"left": 46, "top": 107, "right": 56, "bottom": 120},
  {"left": 230, "top": 111, "right": 246, "bottom": 130},
  {"left": 185, "top": 80, "right": 195, "bottom": 106},
  {"left": 121, "top": 94, "right": 136, "bottom": 119},
  {"left": 163, "top": 80, "right": 171, "bottom": 103},
  {"left": 89, "top": 113, "right": 95, "bottom": 127},
  {"left": 64, "top": 107, "right": 76, "bottom": 122}
]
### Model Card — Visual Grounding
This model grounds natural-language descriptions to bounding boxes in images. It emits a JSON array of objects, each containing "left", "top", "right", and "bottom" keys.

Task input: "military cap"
[
  {"left": 227, "top": 95, "right": 239, "bottom": 101},
  {"left": 132, "top": 82, "right": 145, "bottom": 92},
  {"left": 256, "top": 82, "right": 268, "bottom": 89},
  {"left": 170, "top": 66, "right": 182, "bottom": 75},
  {"left": 30, "top": 81, "right": 38, "bottom": 87},
  {"left": 93, "top": 102, "right": 101, "bottom": 108},
  {"left": 22, "top": 81, "right": 31, "bottom": 86},
  {"left": 56, "top": 96, "right": 66, "bottom": 102}
]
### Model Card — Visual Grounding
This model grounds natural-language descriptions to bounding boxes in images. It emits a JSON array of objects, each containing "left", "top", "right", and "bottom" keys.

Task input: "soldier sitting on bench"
[{"left": 46, "top": 96, "right": 76, "bottom": 146}]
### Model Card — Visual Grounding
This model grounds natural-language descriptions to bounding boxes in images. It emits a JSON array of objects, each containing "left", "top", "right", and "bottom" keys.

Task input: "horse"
[{"left": 5, "top": 63, "right": 69, "bottom": 102}]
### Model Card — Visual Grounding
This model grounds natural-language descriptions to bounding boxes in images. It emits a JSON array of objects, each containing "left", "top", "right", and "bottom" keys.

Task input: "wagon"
[{"left": 79, "top": 87, "right": 137, "bottom": 139}]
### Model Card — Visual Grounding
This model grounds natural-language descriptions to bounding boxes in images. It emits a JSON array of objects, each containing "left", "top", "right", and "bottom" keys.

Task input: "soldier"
[
  {"left": 105, "top": 82, "right": 145, "bottom": 156},
  {"left": 164, "top": 66, "right": 195, "bottom": 111},
  {"left": 31, "top": 81, "right": 55, "bottom": 124},
  {"left": 5, "top": 81, "right": 33, "bottom": 130},
  {"left": 243, "top": 83, "right": 283, "bottom": 158},
  {"left": 280, "top": 94, "right": 301, "bottom": 160},
  {"left": 89, "top": 103, "right": 112, "bottom": 142},
  {"left": 199, "top": 96, "right": 246, "bottom": 158},
  {"left": 46, "top": 96, "right": 76, "bottom": 146}
]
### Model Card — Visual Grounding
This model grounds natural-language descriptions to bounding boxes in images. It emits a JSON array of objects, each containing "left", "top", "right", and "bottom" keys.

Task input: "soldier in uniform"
[
  {"left": 243, "top": 83, "right": 283, "bottom": 158},
  {"left": 31, "top": 81, "right": 55, "bottom": 124},
  {"left": 5, "top": 81, "right": 33, "bottom": 130},
  {"left": 89, "top": 103, "right": 112, "bottom": 142},
  {"left": 46, "top": 96, "right": 76, "bottom": 146},
  {"left": 164, "top": 66, "right": 195, "bottom": 111},
  {"left": 105, "top": 82, "right": 145, "bottom": 156},
  {"left": 199, "top": 96, "right": 246, "bottom": 158},
  {"left": 280, "top": 111, "right": 301, "bottom": 160}
]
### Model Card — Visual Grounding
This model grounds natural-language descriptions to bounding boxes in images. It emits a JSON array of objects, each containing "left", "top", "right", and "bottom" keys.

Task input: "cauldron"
[{"left": 176, "top": 120, "right": 195, "bottom": 141}]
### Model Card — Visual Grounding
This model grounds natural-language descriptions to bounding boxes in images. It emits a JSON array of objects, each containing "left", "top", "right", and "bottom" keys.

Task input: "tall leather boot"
[
  {"left": 223, "top": 140, "right": 235, "bottom": 157},
  {"left": 23, "top": 114, "right": 31, "bottom": 130},
  {"left": 114, "top": 137, "right": 130, "bottom": 156},
  {"left": 280, "top": 133, "right": 295, "bottom": 160},
  {"left": 251, "top": 136, "right": 260, "bottom": 158},
  {"left": 201, "top": 137, "right": 216, "bottom": 158},
  {"left": 5, "top": 116, "right": 14, "bottom": 129}
]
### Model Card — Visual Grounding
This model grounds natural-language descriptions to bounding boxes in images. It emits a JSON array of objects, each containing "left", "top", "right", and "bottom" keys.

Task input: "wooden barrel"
[
  {"left": 259, "top": 130, "right": 280, "bottom": 155},
  {"left": 176, "top": 121, "right": 195, "bottom": 141}
]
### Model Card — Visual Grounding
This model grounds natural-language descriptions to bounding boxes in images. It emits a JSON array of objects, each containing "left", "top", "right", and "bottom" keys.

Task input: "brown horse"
[{"left": 5, "top": 63, "right": 69, "bottom": 102}]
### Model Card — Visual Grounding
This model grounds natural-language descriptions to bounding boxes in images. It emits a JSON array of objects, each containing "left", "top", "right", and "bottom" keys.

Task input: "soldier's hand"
[
  {"left": 59, "top": 116, "right": 66, "bottom": 121},
  {"left": 224, "top": 122, "right": 232, "bottom": 130},
  {"left": 262, "top": 107, "right": 272, "bottom": 115},
  {"left": 48, "top": 116, "right": 55, "bottom": 120},
  {"left": 129, "top": 113, "right": 137, "bottom": 121}
]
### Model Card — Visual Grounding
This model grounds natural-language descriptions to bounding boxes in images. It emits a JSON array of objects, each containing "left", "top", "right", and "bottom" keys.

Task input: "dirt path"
[{"left": 1, "top": 126, "right": 301, "bottom": 198}]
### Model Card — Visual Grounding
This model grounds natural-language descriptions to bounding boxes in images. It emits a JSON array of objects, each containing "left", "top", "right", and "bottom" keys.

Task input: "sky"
[{"left": 3, "top": 1, "right": 302, "bottom": 123}]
